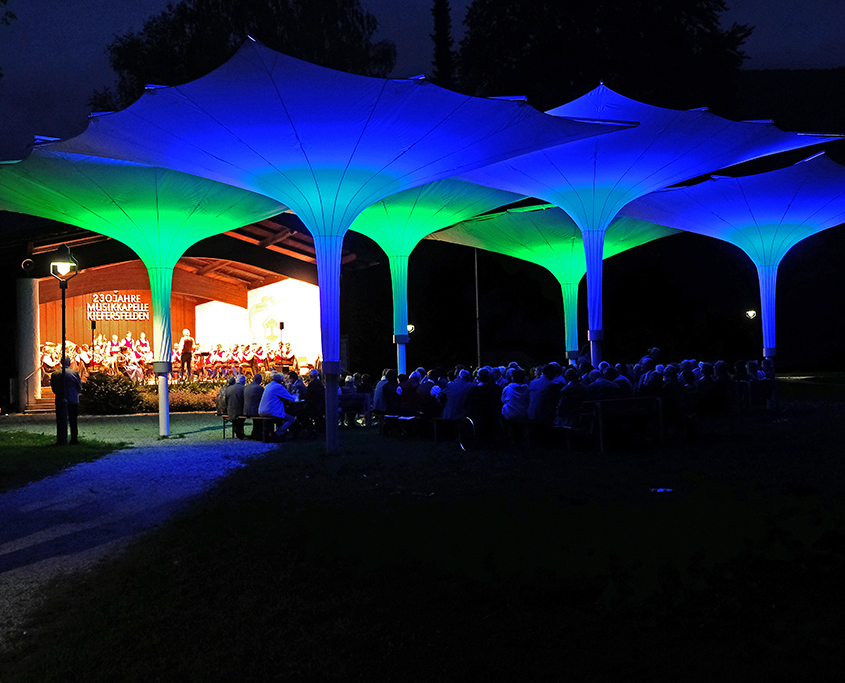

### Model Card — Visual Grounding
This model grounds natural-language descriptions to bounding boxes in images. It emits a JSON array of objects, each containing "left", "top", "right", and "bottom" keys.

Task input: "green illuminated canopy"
[
  {"left": 0, "top": 148, "right": 286, "bottom": 362},
  {"left": 349, "top": 179, "right": 521, "bottom": 369},
  {"left": 428, "top": 205, "right": 678, "bottom": 353}
]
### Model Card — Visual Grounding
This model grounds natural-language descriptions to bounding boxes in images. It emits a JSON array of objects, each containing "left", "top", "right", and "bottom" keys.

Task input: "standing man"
[
  {"left": 51, "top": 356, "right": 83, "bottom": 445},
  {"left": 178, "top": 329, "right": 196, "bottom": 381}
]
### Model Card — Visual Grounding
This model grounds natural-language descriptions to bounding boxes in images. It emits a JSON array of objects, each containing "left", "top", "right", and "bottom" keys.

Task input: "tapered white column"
[
  {"left": 313, "top": 234, "right": 343, "bottom": 453},
  {"left": 389, "top": 255, "right": 410, "bottom": 374},
  {"left": 757, "top": 263, "right": 778, "bottom": 360},
  {"left": 560, "top": 280, "right": 580, "bottom": 361},
  {"left": 582, "top": 229, "right": 606, "bottom": 366},
  {"left": 147, "top": 265, "right": 174, "bottom": 437},
  {"left": 16, "top": 277, "right": 41, "bottom": 411}
]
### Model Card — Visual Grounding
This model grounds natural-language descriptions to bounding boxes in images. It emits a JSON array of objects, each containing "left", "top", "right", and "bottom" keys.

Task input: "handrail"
[{"left": 22, "top": 367, "right": 45, "bottom": 411}]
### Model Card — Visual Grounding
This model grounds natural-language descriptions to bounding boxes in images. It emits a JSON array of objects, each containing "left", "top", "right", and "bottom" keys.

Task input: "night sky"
[
  {"left": 2, "top": 0, "right": 845, "bottom": 159},
  {"left": 2, "top": 0, "right": 845, "bottom": 375}
]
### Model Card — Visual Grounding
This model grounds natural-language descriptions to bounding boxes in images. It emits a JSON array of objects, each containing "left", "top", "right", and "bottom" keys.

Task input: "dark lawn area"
[
  {"left": 0, "top": 431, "right": 128, "bottom": 493},
  {"left": 2, "top": 390, "right": 845, "bottom": 682}
]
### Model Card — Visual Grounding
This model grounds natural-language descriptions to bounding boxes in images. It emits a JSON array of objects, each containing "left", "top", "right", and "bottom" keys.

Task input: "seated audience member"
[
  {"left": 746, "top": 360, "right": 766, "bottom": 380},
  {"left": 244, "top": 373, "right": 265, "bottom": 438},
  {"left": 676, "top": 360, "right": 695, "bottom": 387},
  {"left": 340, "top": 374, "right": 356, "bottom": 394},
  {"left": 358, "top": 373, "right": 374, "bottom": 395},
  {"left": 217, "top": 376, "right": 235, "bottom": 416},
  {"left": 381, "top": 369, "right": 402, "bottom": 415},
  {"left": 605, "top": 365, "right": 634, "bottom": 397},
  {"left": 286, "top": 371, "right": 307, "bottom": 398},
  {"left": 694, "top": 362, "right": 716, "bottom": 393},
  {"left": 416, "top": 369, "right": 442, "bottom": 417},
  {"left": 258, "top": 372, "right": 297, "bottom": 441},
  {"left": 732, "top": 360, "right": 752, "bottom": 381},
  {"left": 528, "top": 364, "right": 561, "bottom": 424},
  {"left": 464, "top": 366, "right": 503, "bottom": 443},
  {"left": 441, "top": 369, "right": 473, "bottom": 421},
  {"left": 586, "top": 368, "right": 620, "bottom": 400},
  {"left": 760, "top": 358, "right": 775, "bottom": 379},
  {"left": 227, "top": 374, "right": 247, "bottom": 439},
  {"left": 660, "top": 364, "right": 688, "bottom": 423},
  {"left": 372, "top": 369, "right": 390, "bottom": 413},
  {"left": 556, "top": 367, "right": 589, "bottom": 428},
  {"left": 301, "top": 369, "right": 326, "bottom": 435},
  {"left": 501, "top": 368, "right": 529, "bottom": 442},
  {"left": 400, "top": 371, "right": 422, "bottom": 416}
]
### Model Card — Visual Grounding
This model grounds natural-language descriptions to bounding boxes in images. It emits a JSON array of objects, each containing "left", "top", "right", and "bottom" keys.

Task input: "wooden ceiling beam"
[
  {"left": 257, "top": 227, "right": 293, "bottom": 248},
  {"left": 196, "top": 260, "right": 231, "bottom": 276}
]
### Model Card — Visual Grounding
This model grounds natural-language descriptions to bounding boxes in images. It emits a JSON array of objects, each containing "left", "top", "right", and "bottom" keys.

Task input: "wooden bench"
[
  {"left": 222, "top": 415, "right": 277, "bottom": 442},
  {"left": 554, "top": 396, "right": 663, "bottom": 453},
  {"left": 588, "top": 396, "right": 663, "bottom": 453},
  {"left": 378, "top": 414, "right": 424, "bottom": 437},
  {"left": 338, "top": 392, "right": 373, "bottom": 427}
]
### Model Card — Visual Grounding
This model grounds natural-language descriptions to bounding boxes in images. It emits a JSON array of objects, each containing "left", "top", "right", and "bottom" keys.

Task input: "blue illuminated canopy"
[
  {"left": 620, "top": 153, "right": 845, "bottom": 359},
  {"left": 460, "top": 85, "right": 839, "bottom": 364}
]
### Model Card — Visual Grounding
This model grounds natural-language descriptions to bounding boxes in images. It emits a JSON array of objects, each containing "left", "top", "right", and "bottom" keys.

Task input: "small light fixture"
[
  {"left": 745, "top": 310, "right": 757, "bottom": 320},
  {"left": 50, "top": 246, "right": 79, "bottom": 284},
  {"left": 407, "top": 324, "right": 415, "bottom": 334}
]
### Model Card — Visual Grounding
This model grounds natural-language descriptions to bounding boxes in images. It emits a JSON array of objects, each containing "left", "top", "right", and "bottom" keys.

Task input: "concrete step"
[{"left": 26, "top": 393, "right": 56, "bottom": 413}]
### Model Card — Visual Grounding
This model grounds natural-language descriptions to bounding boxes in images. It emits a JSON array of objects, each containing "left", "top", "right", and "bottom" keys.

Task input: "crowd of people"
[
  {"left": 40, "top": 328, "right": 307, "bottom": 385},
  {"left": 218, "top": 344, "right": 778, "bottom": 446},
  {"left": 40, "top": 328, "right": 776, "bottom": 447},
  {"left": 216, "top": 368, "right": 331, "bottom": 442},
  {"left": 365, "top": 347, "right": 777, "bottom": 445}
]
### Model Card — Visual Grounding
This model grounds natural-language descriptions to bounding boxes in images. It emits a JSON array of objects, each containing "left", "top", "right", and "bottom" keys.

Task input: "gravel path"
[{"left": 0, "top": 413, "right": 276, "bottom": 648}]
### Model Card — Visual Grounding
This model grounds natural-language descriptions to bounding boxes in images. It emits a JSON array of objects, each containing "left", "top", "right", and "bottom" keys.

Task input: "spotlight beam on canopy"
[
  {"left": 620, "top": 152, "right": 845, "bottom": 361},
  {"left": 460, "top": 85, "right": 840, "bottom": 366},
  {"left": 349, "top": 179, "right": 522, "bottom": 373},
  {"left": 427, "top": 206, "right": 678, "bottom": 357},
  {"left": 0, "top": 149, "right": 286, "bottom": 435},
  {"left": 52, "top": 38, "right": 633, "bottom": 452}
]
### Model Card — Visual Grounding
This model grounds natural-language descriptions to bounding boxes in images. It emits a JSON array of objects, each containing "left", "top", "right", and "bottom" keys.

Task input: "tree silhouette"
[
  {"left": 0, "top": 0, "right": 16, "bottom": 84},
  {"left": 458, "top": 0, "right": 752, "bottom": 112},
  {"left": 430, "top": 0, "right": 455, "bottom": 88},
  {"left": 90, "top": 0, "right": 396, "bottom": 112}
]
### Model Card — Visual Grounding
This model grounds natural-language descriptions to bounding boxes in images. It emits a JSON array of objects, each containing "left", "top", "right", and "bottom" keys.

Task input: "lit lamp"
[
  {"left": 746, "top": 310, "right": 757, "bottom": 320},
  {"left": 407, "top": 324, "right": 415, "bottom": 334},
  {"left": 50, "top": 245, "right": 79, "bottom": 445}
]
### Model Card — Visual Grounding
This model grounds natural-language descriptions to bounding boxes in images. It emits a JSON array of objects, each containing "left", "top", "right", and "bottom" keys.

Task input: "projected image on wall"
[{"left": 195, "top": 279, "right": 321, "bottom": 366}]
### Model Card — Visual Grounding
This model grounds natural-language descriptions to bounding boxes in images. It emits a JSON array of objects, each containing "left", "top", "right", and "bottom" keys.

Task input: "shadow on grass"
[{"left": 0, "top": 432, "right": 129, "bottom": 494}]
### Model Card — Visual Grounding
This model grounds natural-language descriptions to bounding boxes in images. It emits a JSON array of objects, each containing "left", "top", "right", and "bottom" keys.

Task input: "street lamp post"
[{"left": 50, "top": 245, "right": 79, "bottom": 445}]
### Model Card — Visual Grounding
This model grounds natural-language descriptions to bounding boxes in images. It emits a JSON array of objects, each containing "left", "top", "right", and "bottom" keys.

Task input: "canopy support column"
[
  {"left": 147, "top": 265, "right": 174, "bottom": 437},
  {"left": 388, "top": 255, "right": 411, "bottom": 375},
  {"left": 560, "top": 280, "right": 580, "bottom": 363},
  {"left": 757, "top": 263, "right": 778, "bottom": 362},
  {"left": 16, "top": 277, "right": 41, "bottom": 411},
  {"left": 582, "top": 230, "right": 606, "bottom": 367},
  {"left": 313, "top": 234, "right": 344, "bottom": 454}
]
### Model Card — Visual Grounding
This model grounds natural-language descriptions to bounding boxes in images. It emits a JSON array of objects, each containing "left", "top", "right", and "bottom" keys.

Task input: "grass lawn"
[
  {"left": 0, "top": 431, "right": 128, "bottom": 493},
  {"left": 2, "top": 390, "right": 845, "bottom": 681}
]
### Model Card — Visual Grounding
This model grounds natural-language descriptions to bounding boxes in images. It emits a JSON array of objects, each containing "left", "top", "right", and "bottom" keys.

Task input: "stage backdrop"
[{"left": 195, "top": 278, "right": 321, "bottom": 364}]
